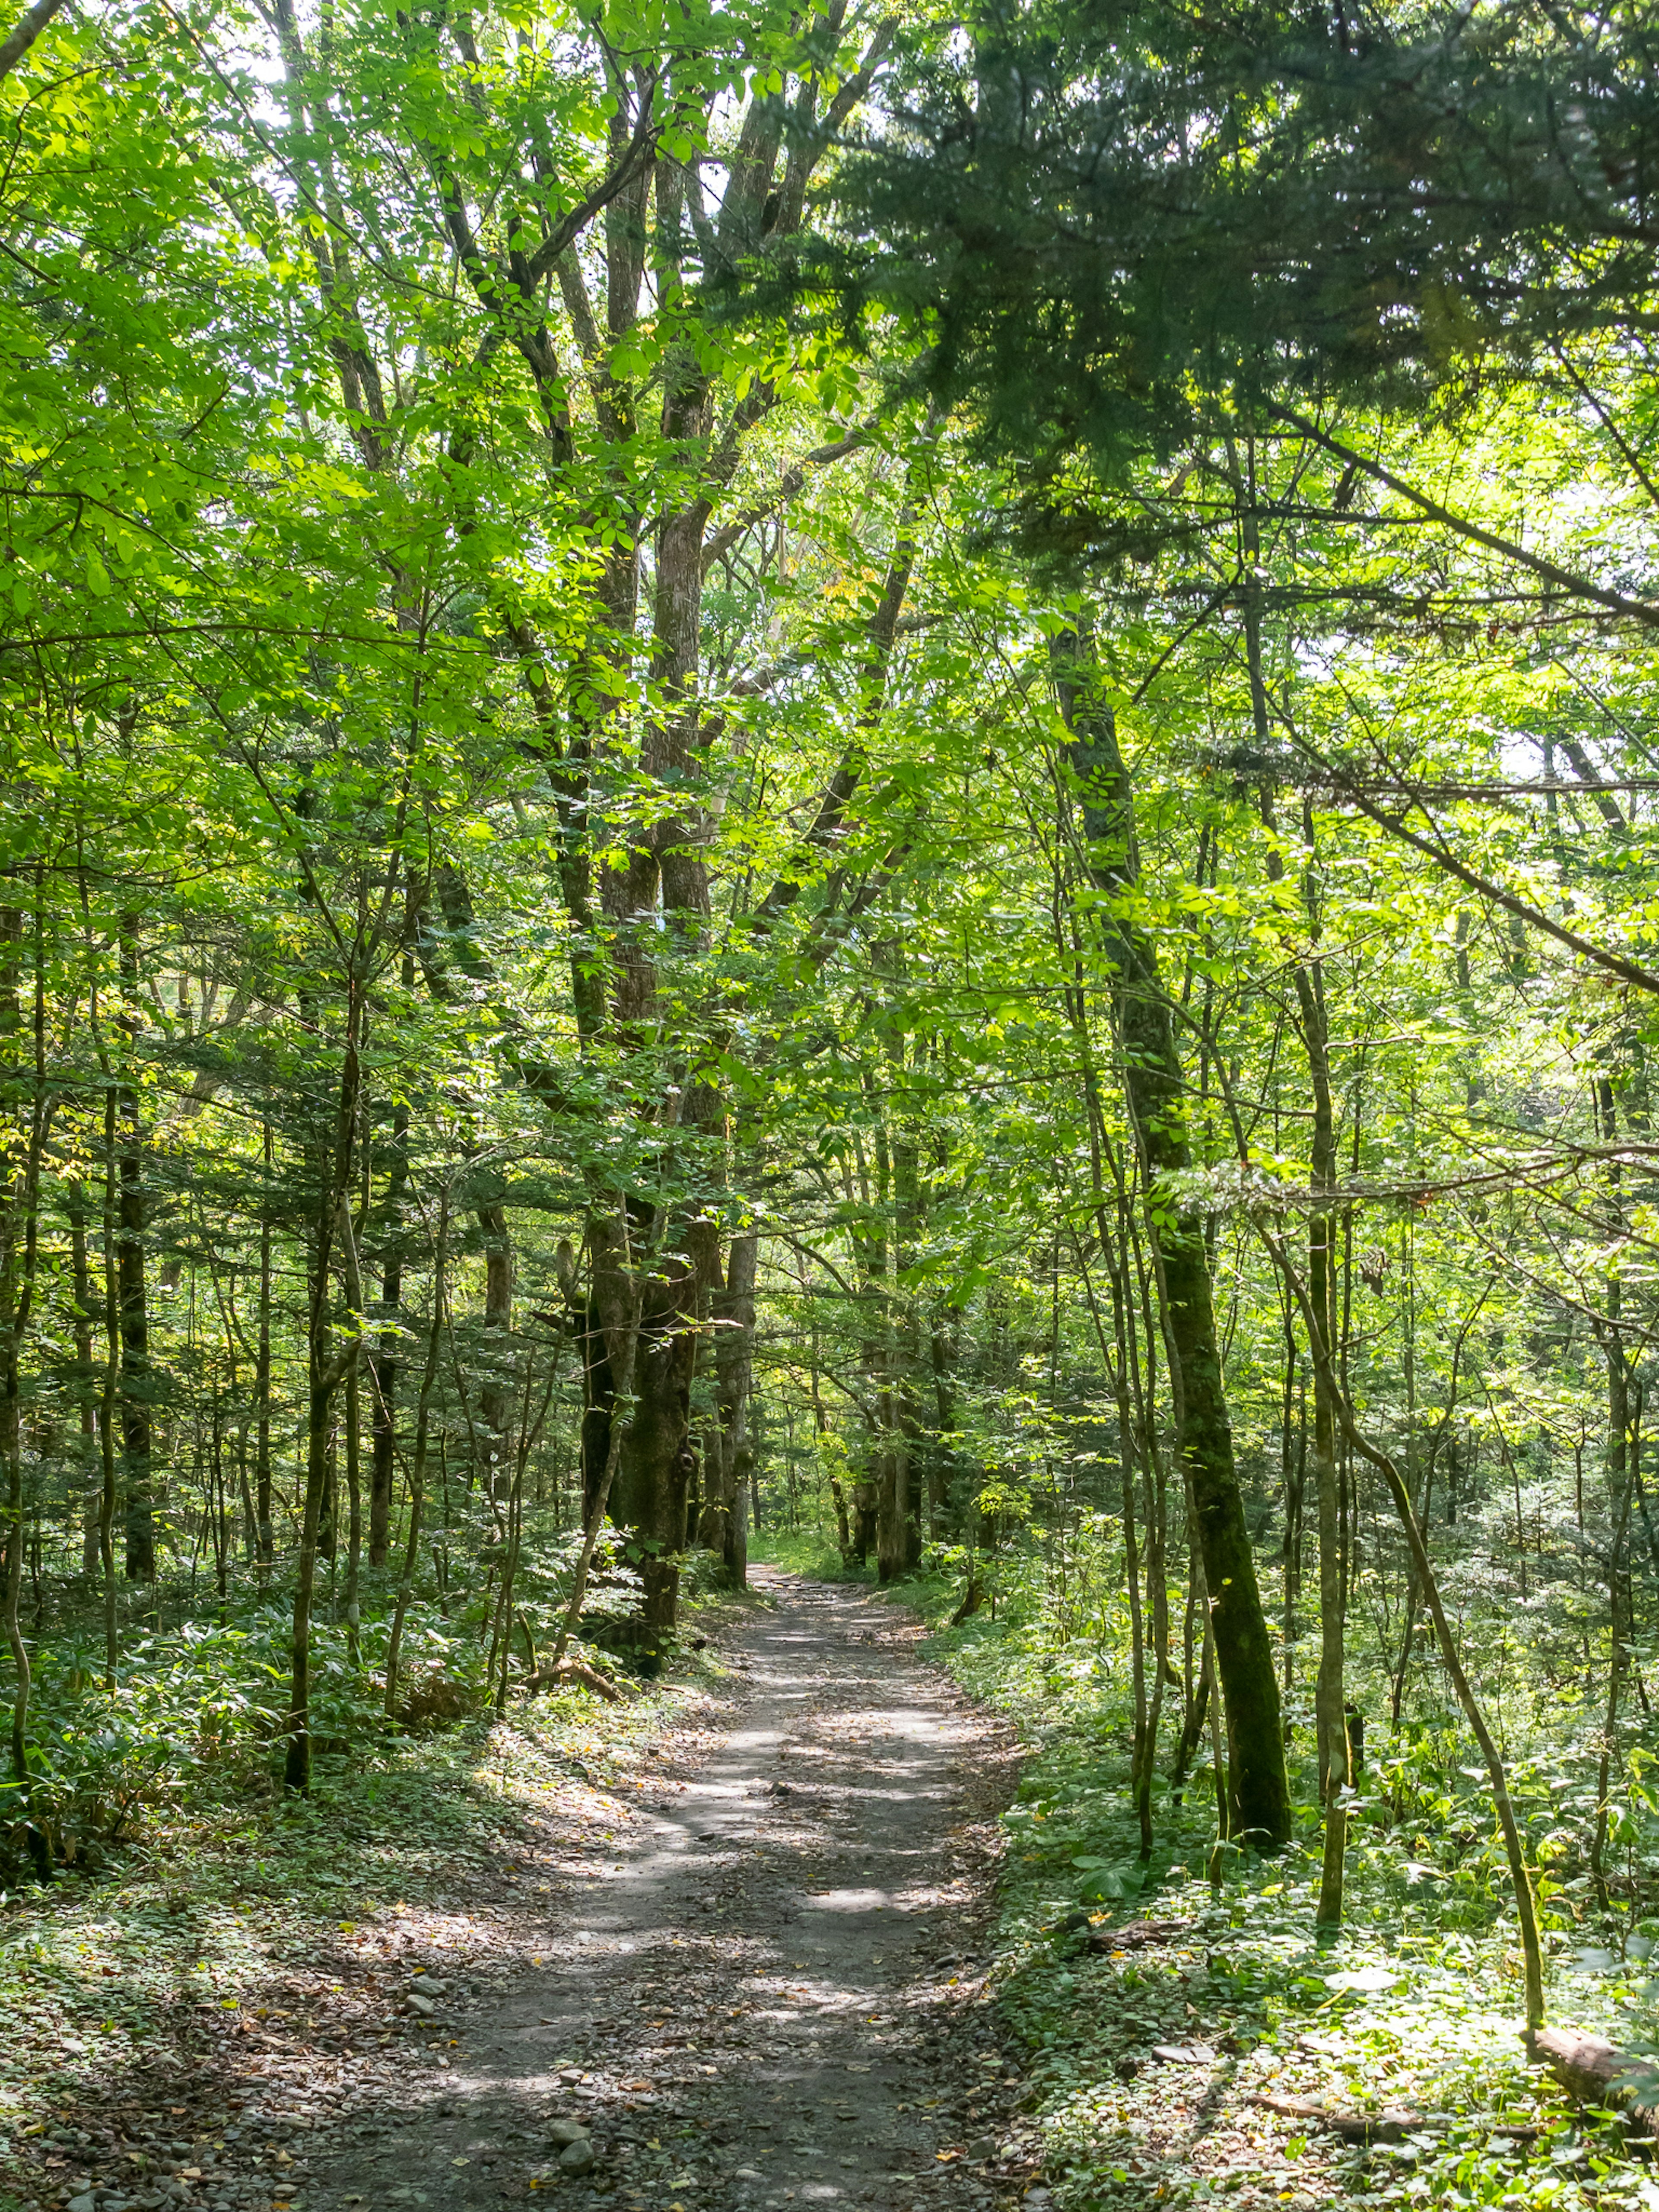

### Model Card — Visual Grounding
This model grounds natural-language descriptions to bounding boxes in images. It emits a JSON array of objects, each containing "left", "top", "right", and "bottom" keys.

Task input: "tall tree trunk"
[
  {"left": 67, "top": 1185, "right": 100, "bottom": 1576},
  {"left": 861, "top": 1124, "right": 906, "bottom": 1583},
  {"left": 892, "top": 1121, "right": 925, "bottom": 1573},
  {"left": 368, "top": 1088, "right": 409, "bottom": 1567},
  {"left": 1280, "top": 1316, "right": 1303, "bottom": 1697},
  {"left": 610, "top": 1252, "right": 699, "bottom": 1650},
  {"left": 0, "top": 896, "right": 45, "bottom": 1793},
  {"left": 1593, "top": 1266, "right": 1634, "bottom": 1909},
  {"left": 255, "top": 1116, "right": 274, "bottom": 1565},
  {"left": 344, "top": 1360, "right": 362, "bottom": 1664},
  {"left": 117, "top": 914, "right": 153, "bottom": 1582},
  {"left": 1055, "top": 628, "right": 1291, "bottom": 1850},
  {"left": 284, "top": 985, "right": 363, "bottom": 1793},
  {"left": 386, "top": 1189, "right": 449, "bottom": 1719},
  {"left": 700, "top": 1228, "right": 756, "bottom": 1586},
  {"left": 1258, "top": 762, "right": 1348, "bottom": 1916},
  {"left": 98, "top": 1084, "right": 120, "bottom": 1684},
  {"left": 475, "top": 1198, "right": 515, "bottom": 1500},
  {"left": 1589, "top": 1065, "right": 1640, "bottom": 1903},
  {"left": 554, "top": 1199, "right": 649, "bottom": 1665}
]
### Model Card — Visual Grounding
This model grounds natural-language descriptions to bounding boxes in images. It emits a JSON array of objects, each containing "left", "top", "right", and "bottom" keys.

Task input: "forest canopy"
[{"left": 3, "top": 0, "right": 1659, "bottom": 2106}]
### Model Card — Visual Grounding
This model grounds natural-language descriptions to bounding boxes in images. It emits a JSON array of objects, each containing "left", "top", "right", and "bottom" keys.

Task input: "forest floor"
[
  {"left": 10, "top": 1563, "right": 1653, "bottom": 2212},
  {"left": 2, "top": 1571, "right": 1034, "bottom": 2212}
]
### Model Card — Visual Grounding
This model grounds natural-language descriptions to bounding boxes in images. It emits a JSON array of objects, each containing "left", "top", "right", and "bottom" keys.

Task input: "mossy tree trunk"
[{"left": 1055, "top": 628, "right": 1292, "bottom": 1851}]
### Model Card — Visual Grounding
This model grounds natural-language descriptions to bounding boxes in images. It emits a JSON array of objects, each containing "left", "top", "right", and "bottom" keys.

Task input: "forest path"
[{"left": 310, "top": 1571, "right": 1027, "bottom": 2212}]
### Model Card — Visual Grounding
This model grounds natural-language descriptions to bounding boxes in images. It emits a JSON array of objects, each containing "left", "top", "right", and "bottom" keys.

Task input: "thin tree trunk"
[
  {"left": 867, "top": 1123, "right": 908, "bottom": 1584},
  {"left": 344, "top": 1360, "right": 362, "bottom": 1665},
  {"left": 1592, "top": 1311, "right": 1634, "bottom": 1910},
  {"left": 117, "top": 914, "right": 153, "bottom": 1582},
  {"left": 67, "top": 1185, "right": 100, "bottom": 1577},
  {"left": 1258, "top": 777, "right": 1349, "bottom": 1923},
  {"left": 1265, "top": 1225, "right": 1546, "bottom": 2037},
  {"left": 892, "top": 1116, "right": 924, "bottom": 1573},
  {"left": 369, "top": 1084, "right": 410, "bottom": 1567},
  {"left": 385, "top": 1191, "right": 450, "bottom": 1719},
  {"left": 1055, "top": 628, "right": 1291, "bottom": 1849},
  {"left": 255, "top": 1117, "right": 274, "bottom": 1566},
  {"left": 98, "top": 1084, "right": 120, "bottom": 1684},
  {"left": 1, "top": 889, "right": 48, "bottom": 1793},
  {"left": 476, "top": 1198, "right": 515, "bottom": 1500},
  {"left": 284, "top": 984, "right": 365, "bottom": 1794}
]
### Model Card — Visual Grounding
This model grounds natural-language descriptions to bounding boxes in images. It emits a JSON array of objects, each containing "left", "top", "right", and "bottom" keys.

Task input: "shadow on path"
[{"left": 312, "top": 1572, "right": 1022, "bottom": 2212}]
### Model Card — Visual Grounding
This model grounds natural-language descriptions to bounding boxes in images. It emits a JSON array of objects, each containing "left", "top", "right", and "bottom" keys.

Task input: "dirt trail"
[{"left": 311, "top": 1571, "right": 1027, "bottom": 2212}]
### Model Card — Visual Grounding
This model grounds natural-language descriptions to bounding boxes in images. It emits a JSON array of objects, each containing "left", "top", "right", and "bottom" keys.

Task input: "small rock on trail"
[{"left": 309, "top": 1571, "right": 1027, "bottom": 2210}]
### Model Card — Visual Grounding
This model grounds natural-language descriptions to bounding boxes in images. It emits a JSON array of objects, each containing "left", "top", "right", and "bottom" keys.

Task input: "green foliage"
[{"left": 914, "top": 1584, "right": 1659, "bottom": 2212}]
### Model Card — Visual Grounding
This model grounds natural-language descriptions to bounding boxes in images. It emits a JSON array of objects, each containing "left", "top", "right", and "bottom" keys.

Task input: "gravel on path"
[{"left": 309, "top": 1570, "right": 1028, "bottom": 2212}]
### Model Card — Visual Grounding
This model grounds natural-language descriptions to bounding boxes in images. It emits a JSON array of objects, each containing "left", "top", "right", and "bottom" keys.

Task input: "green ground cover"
[{"left": 844, "top": 1545, "right": 1659, "bottom": 2212}]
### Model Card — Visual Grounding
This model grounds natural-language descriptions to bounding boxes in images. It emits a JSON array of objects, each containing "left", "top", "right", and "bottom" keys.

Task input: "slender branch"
[
  {"left": 1296, "top": 737, "right": 1659, "bottom": 998},
  {"left": 0, "top": 0, "right": 67, "bottom": 81},
  {"left": 1269, "top": 407, "right": 1659, "bottom": 631}
]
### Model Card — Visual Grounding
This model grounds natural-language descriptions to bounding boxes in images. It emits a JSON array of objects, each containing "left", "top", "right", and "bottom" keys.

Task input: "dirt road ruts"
[{"left": 309, "top": 1572, "right": 1026, "bottom": 2212}]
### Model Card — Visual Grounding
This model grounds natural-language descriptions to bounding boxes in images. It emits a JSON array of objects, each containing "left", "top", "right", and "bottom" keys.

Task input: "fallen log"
[
  {"left": 1244, "top": 2094, "right": 1542, "bottom": 2145},
  {"left": 1535, "top": 2028, "right": 1659, "bottom": 2135},
  {"left": 1246, "top": 2094, "right": 1422, "bottom": 2143},
  {"left": 522, "top": 1660, "right": 626, "bottom": 1704},
  {"left": 1085, "top": 1918, "right": 1188, "bottom": 1955}
]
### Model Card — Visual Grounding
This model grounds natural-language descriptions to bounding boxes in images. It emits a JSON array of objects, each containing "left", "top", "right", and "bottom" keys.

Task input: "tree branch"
[
  {"left": 0, "top": 0, "right": 68, "bottom": 82},
  {"left": 1270, "top": 407, "right": 1659, "bottom": 631}
]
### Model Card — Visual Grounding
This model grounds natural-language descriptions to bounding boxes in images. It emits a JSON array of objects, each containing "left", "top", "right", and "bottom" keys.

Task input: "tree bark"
[
  {"left": 117, "top": 915, "right": 153, "bottom": 1581},
  {"left": 284, "top": 985, "right": 364, "bottom": 1793},
  {"left": 368, "top": 1089, "right": 409, "bottom": 1567},
  {"left": 67, "top": 1185, "right": 100, "bottom": 1577},
  {"left": 699, "top": 1229, "right": 756, "bottom": 1586},
  {"left": 475, "top": 1197, "right": 515, "bottom": 1500},
  {"left": 1055, "top": 629, "right": 1291, "bottom": 1850}
]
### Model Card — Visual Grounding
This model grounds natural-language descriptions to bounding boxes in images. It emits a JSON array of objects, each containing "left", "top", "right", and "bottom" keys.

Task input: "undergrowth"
[
  {"left": 0, "top": 1580, "right": 761, "bottom": 2203},
  {"left": 883, "top": 1537, "right": 1659, "bottom": 2212}
]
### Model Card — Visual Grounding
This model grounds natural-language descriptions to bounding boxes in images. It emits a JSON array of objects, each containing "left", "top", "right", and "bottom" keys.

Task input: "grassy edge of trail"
[
  {"left": 0, "top": 1590, "right": 765, "bottom": 2212},
  {"left": 851, "top": 1562, "right": 1659, "bottom": 2212}
]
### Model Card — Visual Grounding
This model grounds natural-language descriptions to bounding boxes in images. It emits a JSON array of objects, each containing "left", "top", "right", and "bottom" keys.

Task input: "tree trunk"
[
  {"left": 344, "top": 1360, "right": 362, "bottom": 1665},
  {"left": 283, "top": 987, "right": 363, "bottom": 1794},
  {"left": 892, "top": 1122, "right": 925, "bottom": 1573},
  {"left": 1259, "top": 771, "right": 1349, "bottom": 1921},
  {"left": 700, "top": 1229, "right": 756, "bottom": 1586},
  {"left": 67, "top": 1185, "right": 100, "bottom": 1577},
  {"left": 255, "top": 1117, "right": 274, "bottom": 1565},
  {"left": 475, "top": 1198, "right": 515, "bottom": 1500},
  {"left": 1592, "top": 1299, "right": 1633, "bottom": 1910},
  {"left": 1, "top": 891, "right": 46, "bottom": 1793},
  {"left": 582, "top": 1157, "right": 702, "bottom": 1657},
  {"left": 98, "top": 1083, "right": 120, "bottom": 1683},
  {"left": 386, "top": 1190, "right": 449, "bottom": 1719},
  {"left": 368, "top": 1089, "right": 409, "bottom": 1567},
  {"left": 118, "top": 915, "right": 153, "bottom": 1582},
  {"left": 1055, "top": 629, "right": 1291, "bottom": 1850}
]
